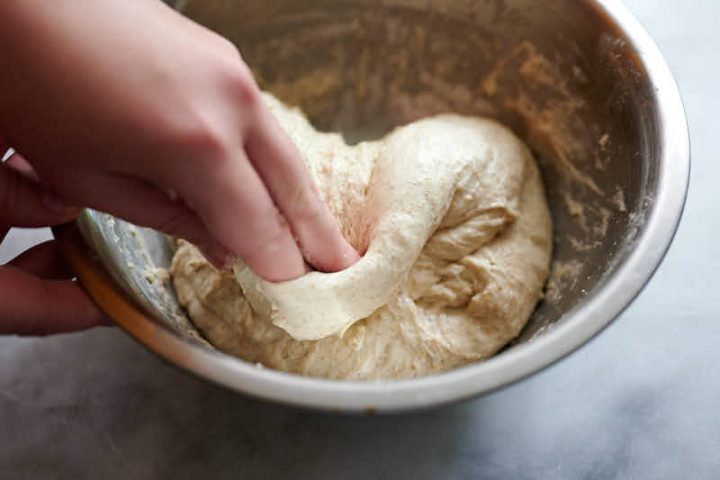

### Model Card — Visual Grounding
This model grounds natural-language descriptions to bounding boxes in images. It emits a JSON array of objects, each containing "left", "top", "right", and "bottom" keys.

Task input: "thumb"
[
  {"left": 0, "top": 157, "right": 80, "bottom": 227},
  {"left": 0, "top": 266, "right": 107, "bottom": 335}
]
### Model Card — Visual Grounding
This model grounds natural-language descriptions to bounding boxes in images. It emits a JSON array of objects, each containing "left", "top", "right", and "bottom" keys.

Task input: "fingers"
[
  {"left": 55, "top": 172, "right": 230, "bottom": 267},
  {"left": 245, "top": 105, "right": 360, "bottom": 273},
  {"left": 8, "top": 239, "right": 73, "bottom": 279},
  {"left": 0, "top": 159, "right": 80, "bottom": 227},
  {"left": 0, "top": 267, "right": 107, "bottom": 335},
  {"left": 176, "top": 150, "right": 306, "bottom": 281}
]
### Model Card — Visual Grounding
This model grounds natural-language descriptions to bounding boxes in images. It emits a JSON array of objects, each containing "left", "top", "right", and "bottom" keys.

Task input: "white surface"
[
  {"left": 0, "top": 228, "right": 52, "bottom": 263},
  {"left": 2, "top": 1, "right": 719, "bottom": 478}
]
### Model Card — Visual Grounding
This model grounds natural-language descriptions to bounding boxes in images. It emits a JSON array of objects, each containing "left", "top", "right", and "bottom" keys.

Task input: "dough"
[{"left": 171, "top": 94, "right": 552, "bottom": 380}]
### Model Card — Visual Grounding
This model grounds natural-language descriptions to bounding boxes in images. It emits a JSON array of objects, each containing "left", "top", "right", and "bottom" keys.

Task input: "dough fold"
[{"left": 171, "top": 94, "right": 552, "bottom": 380}]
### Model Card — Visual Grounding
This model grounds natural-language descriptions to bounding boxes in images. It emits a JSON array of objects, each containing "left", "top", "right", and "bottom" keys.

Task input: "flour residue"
[{"left": 175, "top": 0, "right": 644, "bottom": 351}]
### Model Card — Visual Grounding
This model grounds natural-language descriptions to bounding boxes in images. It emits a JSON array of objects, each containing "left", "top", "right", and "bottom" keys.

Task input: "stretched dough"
[{"left": 171, "top": 94, "right": 552, "bottom": 380}]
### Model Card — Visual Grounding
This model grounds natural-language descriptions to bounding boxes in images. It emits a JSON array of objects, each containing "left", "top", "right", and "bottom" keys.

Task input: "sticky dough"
[{"left": 171, "top": 94, "right": 552, "bottom": 380}]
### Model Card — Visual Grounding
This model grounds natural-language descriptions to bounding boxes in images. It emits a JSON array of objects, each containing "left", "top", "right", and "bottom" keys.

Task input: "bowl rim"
[{"left": 79, "top": 0, "right": 691, "bottom": 412}]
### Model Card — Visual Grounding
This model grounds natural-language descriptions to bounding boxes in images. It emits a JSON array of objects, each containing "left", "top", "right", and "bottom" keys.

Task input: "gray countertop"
[{"left": 2, "top": 1, "right": 719, "bottom": 478}]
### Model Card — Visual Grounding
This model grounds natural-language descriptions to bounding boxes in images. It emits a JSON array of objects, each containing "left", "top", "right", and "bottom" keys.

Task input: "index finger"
[
  {"left": 171, "top": 149, "right": 307, "bottom": 282},
  {"left": 245, "top": 103, "right": 360, "bottom": 273},
  {"left": 0, "top": 267, "right": 107, "bottom": 335}
]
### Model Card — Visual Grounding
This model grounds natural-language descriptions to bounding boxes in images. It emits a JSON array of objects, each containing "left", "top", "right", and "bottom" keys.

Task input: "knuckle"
[
  {"left": 158, "top": 56, "right": 261, "bottom": 176},
  {"left": 222, "top": 63, "right": 261, "bottom": 110},
  {"left": 223, "top": 42, "right": 243, "bottom": 63},
  {"left": 175, "top": 116, "right": 231, "bottom": 167},
  {"left": 214, "top": 35, "right": 241, "bottom": 60},
  {"left": 236, "top": 74, "right": 261, "bottom": 110},
  {"left": 162, "top": 100, "right": 236, "bottom": 168}
]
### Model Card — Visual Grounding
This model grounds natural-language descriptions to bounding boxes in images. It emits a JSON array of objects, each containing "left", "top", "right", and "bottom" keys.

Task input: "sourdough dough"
[{"left": 171, "top": 94, "right": 552, "bottom": 380}]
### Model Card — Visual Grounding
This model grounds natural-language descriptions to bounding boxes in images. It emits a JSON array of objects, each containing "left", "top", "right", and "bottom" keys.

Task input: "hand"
[
  {"left": 0, "top": 0, "right": 359, "bottom": 282},
  {"left": 0, "top": 147, "right": 107, "bottom": 335}
]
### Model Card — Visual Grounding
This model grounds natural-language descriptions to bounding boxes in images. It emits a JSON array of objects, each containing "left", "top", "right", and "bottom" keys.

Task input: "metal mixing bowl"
[{"left": 73, "top": 0, "right": 688, "bottom": 411}]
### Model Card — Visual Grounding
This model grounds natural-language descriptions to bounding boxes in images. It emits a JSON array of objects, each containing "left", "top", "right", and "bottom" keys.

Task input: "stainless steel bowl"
[{"left": 76, "top": 0, "right": 688, "bottom": 411}]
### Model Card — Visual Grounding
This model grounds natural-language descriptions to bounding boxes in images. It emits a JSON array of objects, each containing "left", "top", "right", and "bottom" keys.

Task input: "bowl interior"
[{"left": 80, "top": 0, "right": 658, "bottom": 372}]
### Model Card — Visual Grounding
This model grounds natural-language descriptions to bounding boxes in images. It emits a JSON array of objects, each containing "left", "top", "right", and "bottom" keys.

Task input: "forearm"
[
  {"left": 0, "top": 0, "right": 48, "bottom": 139},
  {"left": 0, "top": 0, "right": 170, "bottom": 151},
  {"left": 0, "top": 0, "right": 97, "bottom": 149}
]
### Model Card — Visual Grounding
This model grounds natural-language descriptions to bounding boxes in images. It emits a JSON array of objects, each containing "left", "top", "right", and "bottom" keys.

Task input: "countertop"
[{"left": 1, "top": 1, "right": 718, "bottom": 478}]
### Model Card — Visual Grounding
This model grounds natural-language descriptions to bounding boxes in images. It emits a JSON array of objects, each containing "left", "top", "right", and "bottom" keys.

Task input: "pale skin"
[{"left": 0, "top": 0, "right": 359, "bottom": 335}]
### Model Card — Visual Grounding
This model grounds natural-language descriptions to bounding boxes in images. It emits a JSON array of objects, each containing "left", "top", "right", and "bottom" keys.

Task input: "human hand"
[
  {"left": 0, "top": 0, "right": 359, "bottom": 282},
  {"left": 0, "top": 147, "right": 107, "bottom": 335}
]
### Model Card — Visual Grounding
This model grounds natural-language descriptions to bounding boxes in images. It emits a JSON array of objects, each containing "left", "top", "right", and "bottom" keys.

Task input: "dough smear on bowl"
[{"left": 171, "top": 93, "right": 552, "bottom": 380}]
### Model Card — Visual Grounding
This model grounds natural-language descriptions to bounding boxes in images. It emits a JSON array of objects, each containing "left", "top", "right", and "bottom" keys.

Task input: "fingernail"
[
  {"left": 42, "top": 190, "right": 80, "bottom": 216},
  {"left": 341, "top": 241, "right": 361, "bottom": 267}
]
